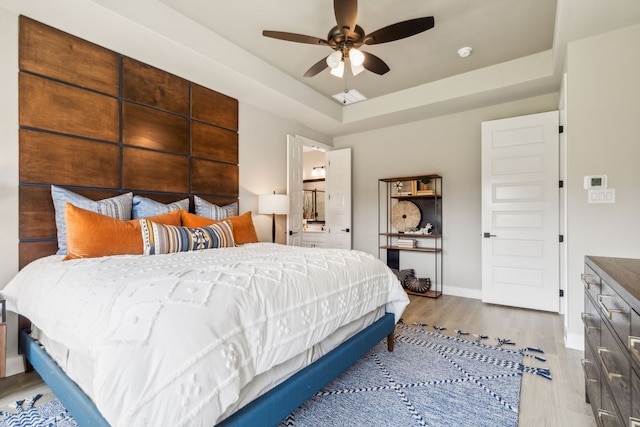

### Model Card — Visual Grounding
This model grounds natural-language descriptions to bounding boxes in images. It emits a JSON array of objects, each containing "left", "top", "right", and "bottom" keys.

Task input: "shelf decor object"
[
  {"left": 379, "top": 174, "right": 443, "bottom": 298},
  {"left": 391, "top": 201, "right": 421, "bottom": 232},
  {"left": 258, "top": 192, "right": 290, "bottom": 243}
]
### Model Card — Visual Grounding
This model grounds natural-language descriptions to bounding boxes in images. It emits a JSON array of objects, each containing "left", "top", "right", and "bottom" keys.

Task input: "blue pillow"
[
  {"left": 132, "top": 195, "right": 189, "bottom": 218},
  {"left": 51, "top": 185, "right": 133, "bottom": 255},
  {"left": 194, "top": 195, "right": 238, "bottom": 220}
]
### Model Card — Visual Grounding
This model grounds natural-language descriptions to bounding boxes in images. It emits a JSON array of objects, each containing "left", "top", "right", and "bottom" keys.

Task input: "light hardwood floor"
[{"left": 0, "top": 294, "right": 595, "bottom": 426}]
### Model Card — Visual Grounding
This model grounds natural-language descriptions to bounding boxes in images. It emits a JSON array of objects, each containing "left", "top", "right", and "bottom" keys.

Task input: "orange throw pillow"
[
  {"left": 64, "top": 203, "right": 182, "bottom": 260},
  {"left": 181, "top": 211, "right": 259, "bottom": 245}
]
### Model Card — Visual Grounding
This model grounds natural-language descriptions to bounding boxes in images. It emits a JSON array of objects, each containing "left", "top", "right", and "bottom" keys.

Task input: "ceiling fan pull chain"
[{"left": 343, "top": 73, "right": 349, "bottom": 104}]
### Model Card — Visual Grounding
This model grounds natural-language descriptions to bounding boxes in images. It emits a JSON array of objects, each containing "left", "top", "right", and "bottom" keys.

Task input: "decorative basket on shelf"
[{"left": 391, "top": 201, "right": 420, "bottom": 232}]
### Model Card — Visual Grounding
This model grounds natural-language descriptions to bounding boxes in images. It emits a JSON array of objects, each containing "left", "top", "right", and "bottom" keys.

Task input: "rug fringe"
[{"left": 395, "top": 323, "right": 553, "bottom": 380}]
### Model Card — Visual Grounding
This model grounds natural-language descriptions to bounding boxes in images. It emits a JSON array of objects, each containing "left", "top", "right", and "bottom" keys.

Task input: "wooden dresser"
[{"left": 582, "top": 256, "right": 640, "bottom": 427}]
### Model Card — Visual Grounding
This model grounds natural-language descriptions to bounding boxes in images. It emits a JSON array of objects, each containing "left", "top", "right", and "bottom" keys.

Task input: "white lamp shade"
[
  {"left": 349, "top": 48, "right": 365, "bottom": 67},
  {"left": 326, "top": 50, "right": 342, "bottom": 69},
  {"left": 351, "top": 61, "right": 365, "bottom": 76},
  {"left": 330, "top": 60, "right": 344, "bottom": 78},
  {"left": 258, "top": 194, "right": 289, "bottom": 215}
]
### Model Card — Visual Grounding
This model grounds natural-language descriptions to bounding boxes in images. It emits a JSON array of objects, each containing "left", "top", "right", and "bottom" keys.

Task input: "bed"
[{"left": 4, "top": 241, "right": 407, "bottom": 426}]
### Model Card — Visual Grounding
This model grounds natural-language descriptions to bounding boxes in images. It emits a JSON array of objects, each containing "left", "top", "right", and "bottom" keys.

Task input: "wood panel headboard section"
[{"left": 18, "top": 16, "right": 240, "bottom": 268}]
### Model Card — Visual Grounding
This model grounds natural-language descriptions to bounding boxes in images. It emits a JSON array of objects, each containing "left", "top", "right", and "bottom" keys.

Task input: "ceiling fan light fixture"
[
  {"left": 350, "top": 61, "right": 365, "bottom": 76},
  {"left": 330, "top": 60, "right": 344, "bottom": 77},
  {"left": 349, "top": 48, "right": 365, "bottom": 67},
  {"left": 326, "top": 50, "right": 343, "bottom": 69}
]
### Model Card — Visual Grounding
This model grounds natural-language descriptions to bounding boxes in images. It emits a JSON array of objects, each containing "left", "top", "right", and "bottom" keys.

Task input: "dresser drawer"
[
  {"left": 632, "top": 366, "right": 640, "bottom": 425},
  {"left": 600, "top": 380, "right": 624, "bottom": 427},
  {"left": 583, "top": 264, "right": 602, "bottom": 304},
  {"left": 600, "top": 321, "right": 631, "bottom": 422},
  {"left": 631, "top": 308, "right": 640, "bottom": 371},
  {"left": 584, "top": 341, "right": 601, "bottom": 411},
  {"left": 584, "top": 292, "right": 601, "bottom": 353},
  {"left": 599, "top": 279, "right": 631, "bottom": 349}
]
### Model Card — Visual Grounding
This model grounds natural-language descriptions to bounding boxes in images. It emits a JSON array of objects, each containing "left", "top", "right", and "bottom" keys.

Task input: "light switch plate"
[{"left": 588, "top": 189, "right": 615, "bottom": 204}]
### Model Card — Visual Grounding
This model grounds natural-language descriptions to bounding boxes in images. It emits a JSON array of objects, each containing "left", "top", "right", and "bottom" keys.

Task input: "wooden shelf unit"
[{"left": 379, "top": 174, "right": 443, "bottom": 298}]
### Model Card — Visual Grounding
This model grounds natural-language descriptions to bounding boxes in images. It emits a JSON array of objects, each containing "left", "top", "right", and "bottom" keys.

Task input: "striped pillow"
[
  {"left": 139, "top": 219, "right": 235, "bottom": 255},
  {"left": 132, "top": 195, "right": 190, "bottom": 218},
  {"left": 194, "top": 195, "right": 238, "bottom": 220}
]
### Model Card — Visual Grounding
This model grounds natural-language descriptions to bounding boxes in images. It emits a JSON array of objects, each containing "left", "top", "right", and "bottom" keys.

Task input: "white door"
[
  {"left": 286, "top": 135, "right": 303, "bottom": 246},
  {"left": 326, "top": 148, "right": 352, "bottom": 249},
  {"left": 481, "top": 111, "right": 560, "bottom": 312}
]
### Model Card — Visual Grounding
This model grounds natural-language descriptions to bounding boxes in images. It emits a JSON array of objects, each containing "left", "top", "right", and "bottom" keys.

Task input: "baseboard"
[
  {"left": 5, "top": 352, "right": 25, "bottom": 377},
  {"left": 443, "top": 285, "right": 482, "bottom": 300},
  {"left": 564, "top": 332, "right": 584, "bottom": 351}
]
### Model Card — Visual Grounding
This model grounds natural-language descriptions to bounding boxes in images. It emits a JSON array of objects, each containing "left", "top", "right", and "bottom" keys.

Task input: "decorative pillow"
[
  {"left": 131, "top": 195, "right": 190, "bottom": 219},
  {"left": 64, "top": 204, "right": 182, "bottom": 260},
  {"left": 52, "top": 185, "right": 133, "bottom": 255},
  {"left": 194, "top": 195, "right": 238, "bottom": 220},
  {"left": 139, "top": 219, "right": 235, "bottom": 255},
  {"left": 180, "top": 211, "right": 259, "bottom": 245}
]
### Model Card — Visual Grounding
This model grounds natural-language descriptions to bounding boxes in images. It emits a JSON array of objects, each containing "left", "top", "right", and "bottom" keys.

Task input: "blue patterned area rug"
[
  {"left": 0, "top": 325, "right": 549, "bottom": 427},
  {"left": 0, "top": 395, "right": 76, "bottom": 427},
  {"left": 279, "top": 324, "right": 550, "bottom": 427}
]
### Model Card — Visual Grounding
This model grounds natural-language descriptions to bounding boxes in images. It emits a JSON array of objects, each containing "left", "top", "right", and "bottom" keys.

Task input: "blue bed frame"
[{"left": 20, "top": 312, "right": 395, "bottom": 426}]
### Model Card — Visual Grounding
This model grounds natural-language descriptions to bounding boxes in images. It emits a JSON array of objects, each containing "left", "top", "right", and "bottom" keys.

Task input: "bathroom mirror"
[{"left": 303, "top": 179, "right": 325, "bottom": 222}]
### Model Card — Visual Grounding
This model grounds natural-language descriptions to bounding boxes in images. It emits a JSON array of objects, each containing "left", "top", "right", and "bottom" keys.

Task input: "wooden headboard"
[{"left": 18, "top": 16, "right": 240, "bottom": 268}]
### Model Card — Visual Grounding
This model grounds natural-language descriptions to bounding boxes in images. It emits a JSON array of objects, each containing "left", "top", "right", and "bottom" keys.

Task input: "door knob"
[
  {"left": 341, "top": 228, "right": 350, "bottom": 233},
  {"left": 483, "top": 232, "right": 496, "bottom": 238}
]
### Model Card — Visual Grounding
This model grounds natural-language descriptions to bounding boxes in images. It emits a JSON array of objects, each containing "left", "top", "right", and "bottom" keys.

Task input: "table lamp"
[{"left": 258, "top": 192, "right": 290, "bottom": 243}]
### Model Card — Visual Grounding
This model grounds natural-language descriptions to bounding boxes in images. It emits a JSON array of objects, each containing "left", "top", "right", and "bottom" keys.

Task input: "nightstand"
[{"left": 1, "top": 296, "right": 5, "bottom": 378}]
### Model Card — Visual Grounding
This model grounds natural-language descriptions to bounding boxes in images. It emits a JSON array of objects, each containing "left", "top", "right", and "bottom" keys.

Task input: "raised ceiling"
[{"left": 160, "top": 0, "right": 557, "bottom": 102}]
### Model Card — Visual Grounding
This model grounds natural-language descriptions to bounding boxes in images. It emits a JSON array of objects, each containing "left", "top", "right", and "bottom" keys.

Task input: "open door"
[
  {"left": 481, "top": 111, "right": 559, "bottom": 312},
  {"left": 286, "top": 135, "right": 303, "bottom": 246},
  {"left": 326, "top": 148, "right": 352, "bottom": 249}
]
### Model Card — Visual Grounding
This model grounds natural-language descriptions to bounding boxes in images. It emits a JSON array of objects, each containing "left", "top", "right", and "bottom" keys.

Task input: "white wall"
[
  {"left": 564, "top": 23, "right": 640, "bottom": 348},
  {"left": 0, "top": 5, "right": 329, "bottom": 374},
  {"left": 333, "top": 93, "right": 559, "bottom": 298}
]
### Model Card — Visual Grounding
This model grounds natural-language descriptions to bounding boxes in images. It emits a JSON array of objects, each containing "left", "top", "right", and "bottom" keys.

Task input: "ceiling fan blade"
[
  {"left": 334, "top": 0, "right": 358, "bottom": 37},
  {"left": 364, "top": 17, "right": 435, "bottom": 45},
  {"left": 263, "top": 30, "right": 328, "bottom": 46},
  {"left": 304, "top": 57, "right": 330, "bottom": 77},
  {"left": 362, "top": 51, "right": 390, "bottom": 75}
]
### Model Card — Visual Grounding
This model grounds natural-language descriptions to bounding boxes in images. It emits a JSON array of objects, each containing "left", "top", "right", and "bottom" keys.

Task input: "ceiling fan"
[{"left": 263, "top": 0, "right": 435, "bottom": 78}]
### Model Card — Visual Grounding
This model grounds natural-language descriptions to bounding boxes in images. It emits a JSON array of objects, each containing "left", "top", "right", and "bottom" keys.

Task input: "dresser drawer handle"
[
  {"left": 629, "top": 336, "right": 640, "bottom": 365},
  {"left": 581, "top": 313, "right": 599, "bottom": 333},
  {"left": 580, "top": 359, "right": 600, "bottom": 382},
  {"left": 597, "top": 294, "right": 628, "bottom": 320},
  {"left": 597, "top": 347, "right": 625, "bottom": 384},
  {"left": 630, "top": 416, "right": 640, "bottom": 427},
  {"left": 581, "top": 273, "right": 595, "bottom": 289},
  {"left": 597, "top": 409, "right": 618, "bottom": 424}
]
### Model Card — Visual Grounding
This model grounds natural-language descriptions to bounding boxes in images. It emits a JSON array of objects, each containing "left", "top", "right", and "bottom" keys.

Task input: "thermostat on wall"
[{"left": 584, "top": 175, "right": 607, "bottom": 190}]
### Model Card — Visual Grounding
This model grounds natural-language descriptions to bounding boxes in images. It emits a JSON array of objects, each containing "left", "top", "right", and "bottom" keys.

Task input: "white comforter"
[{"left": 2, "top": 243, "right": 408, "bottom": 426}]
